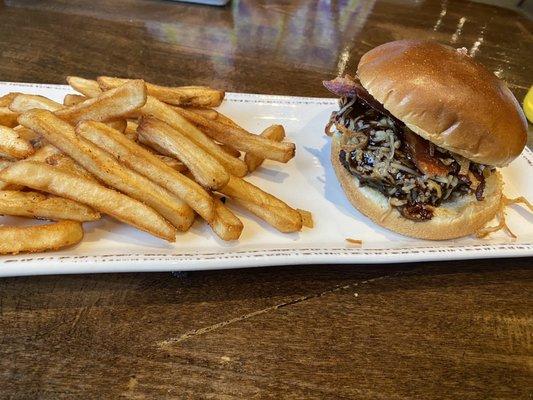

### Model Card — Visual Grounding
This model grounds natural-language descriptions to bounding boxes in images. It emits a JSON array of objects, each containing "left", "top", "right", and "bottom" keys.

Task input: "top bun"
[{"left": 357, "top": 40, "right": 527, "bottom": 166}]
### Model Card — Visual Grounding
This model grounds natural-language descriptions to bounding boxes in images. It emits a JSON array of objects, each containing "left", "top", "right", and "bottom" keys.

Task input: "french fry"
[
  {"left": 136, "top": 137, "right": 186, "bottom": 172},
  {"left": 209, "top": 197, "right": 244, "bottom": 241},
  {"left": 56, "top": 80, "right": 147, "bottom": 124},
  {"left": 19, "top": 110, "right": 194, "bottom": 231},
  {"left": 77, "top": 121, "right": 216, "bottom": 222},
  {"left": 219, "top": 175, "right": 302, "bottom": 233},
  {"left": 9, "top": 94, "right": 63, "bottom": 113},
  {"left": 172, "top": 106, "right": 295, "bottom": 163},
  {"left": 215, "top": 112, "right": 241, "bottom": 128},
  {"left": 98, "top": 76, "right": 224, "bottom": 107},
  {"left": 0, "top": 220, "right": 83, "bottom": 255},
  {"left": 124, "top": 120, "right": 138, "bottom": 141},
  {"left": 245, "top": 125, "right": 285, "bottom": 172},
  {"left": 137, "top": 116, "right": 230, "bottom": 191},
  {"left": 0, "top": 73, "right": 312, "bottom": 253},
  {"left": 0, "top": 159, "right": 12, "bottom": 170},
  {"left": 105, "top": 119, "right": 127, "bottom": 133},
  {"left": 66, "top": 76, "right": 102, "bottom": 98},
  {"left": 0, "top": 126, "right": 34, "bottom": 159},
  {"left": 0, "top": 190, "right": 100, "bottom": 222},
  {"left": 23, "top": 144, "right": 95, "bottom": 183},
  {"left": 0, "top": 161, "right": 175, "bottom": 241},
  {"left": 0, "top": 107, "right": 19, "bottom": 128},
  {"left": 297, "top": 209, "right": 314, "bottom": 228},
  {"left": 141, "top": 96, "right": 248, "bottom": 177},
  {"left": 156, "top": 155, "right": 187, "bottom": 172},
  {"left": 5, "top": 145, "right": 97, "bottom": 190},
  {"left": 13, "top": 125, "right": 39, "bottom": 142},
  {"left": 0, "top": 92, "right": 22, "bottom": 107},
  {"left": 0, "top": 159, "right": 18, "bottom": 190},
  {"left": 183, "top": 107, "right": 218, "bottom": 120},
  {"left": 218, "top": 143, "right": 241, "bottom": 158},
  {"left": 63, "top": 94, "right": 86, "bottom": 106},
  {"left": 24, "top": 144, "right": 59, "bottom": 160}
]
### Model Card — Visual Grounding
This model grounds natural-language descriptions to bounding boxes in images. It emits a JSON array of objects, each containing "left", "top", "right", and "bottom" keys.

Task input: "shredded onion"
[
  {"left": 455, "top": 155, "right": 470, "bottom": 176},
  {"left": 476, "top": 207, "right": 516, "bottom": 239},
  {"left": 504, "top": 196, "right": 533, "bottom": 212},
  {"left": 476, "top": 196, "right": 533, "bottom": 239},
  {"left": 390, "top": 162, "right": 420, "bottom": 176}
]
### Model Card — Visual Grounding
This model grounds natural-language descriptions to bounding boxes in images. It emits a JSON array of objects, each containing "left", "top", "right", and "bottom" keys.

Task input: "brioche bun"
[
  {"left": 357, "top": 40, "right": 527, "bottom": 167},
  {"left": 331, "top": 136, "right": 503, "bottom": 240}
]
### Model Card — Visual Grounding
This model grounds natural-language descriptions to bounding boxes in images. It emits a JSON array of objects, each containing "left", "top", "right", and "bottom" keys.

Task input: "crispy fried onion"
[
  {"left": 475, "top": 196, "right": 533, "bottom": 239},
  {"left": 325, "top": 114, "right": 335, "bottom": 136},
  {"left": 338, "top": 123, "right": 368, "bottom": 152}
]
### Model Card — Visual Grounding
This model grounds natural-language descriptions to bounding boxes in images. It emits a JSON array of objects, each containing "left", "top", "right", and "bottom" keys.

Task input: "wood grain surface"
[{"left": 0, "top": 0, "right": 532, "bottom": 399}]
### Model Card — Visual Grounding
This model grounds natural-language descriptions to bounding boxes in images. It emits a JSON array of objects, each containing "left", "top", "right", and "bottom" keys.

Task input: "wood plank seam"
[{"left": 157, "top": 271, "right": 405, "bottom": 347}]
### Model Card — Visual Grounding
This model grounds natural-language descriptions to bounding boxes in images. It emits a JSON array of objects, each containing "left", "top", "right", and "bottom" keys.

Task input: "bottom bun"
[{"left": 331, "top": 136, "right": 503, "bottom": 240}]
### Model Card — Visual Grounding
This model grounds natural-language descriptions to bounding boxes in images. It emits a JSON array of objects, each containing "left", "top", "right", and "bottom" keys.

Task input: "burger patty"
[{"left": 326, "top": 87, "right": 493, "bottom": 221}]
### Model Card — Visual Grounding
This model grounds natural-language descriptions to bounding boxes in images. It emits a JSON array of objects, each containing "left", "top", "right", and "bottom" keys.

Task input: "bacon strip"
[
  {"left": 323, "top": 75, "right": 399, "bottom": 122},
  {"left": 323, "top": 75, "right": 361, "bottom": 98},
  {"left": 404, "top": 130, "right": 451, "bottom": 177}
]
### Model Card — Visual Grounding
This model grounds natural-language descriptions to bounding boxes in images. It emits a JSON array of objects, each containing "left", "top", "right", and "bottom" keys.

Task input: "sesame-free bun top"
[{"left": 357, "top": 40, "right": 527, "bottom": 167}]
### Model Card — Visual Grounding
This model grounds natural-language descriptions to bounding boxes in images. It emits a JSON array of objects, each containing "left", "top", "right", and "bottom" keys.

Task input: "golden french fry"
[
  {"left": 44, "top": 154, "right": 97, "bottom": 182},
  {"left": 63, "top": 93, "right": 86, "bottom": 106},
  {"left": 25, "top": 145, "right": 96, "bottom": 182},
  {"left": 218, "top": 143, "right": 241, "bottom": 158},
  {"left": 297, "top": 209, "right": 314, "bottom": 228},
  {"left": 245, "top": 125, "right": 286, "bottom": 172},
  {"left": 233, "top": 199, "right": 302, "bottom": 233},
  {"left": 172, "top": 106, "right": 295, "bottom": 163},
  {"left": 0, "top": 159, "right": 12, "bottom": 170},
  {"left": 219, "top": 175, "right": 302, "bottom": 233},
  {"left": 0, "top": 92, "right": 22, "bottom": 107},
  {"left": 141, "top": 96, "right": 248, "bottom": 177},
  {"left": 156, "top": 155, "right": 187, "bottom": 172},
  {"left": 209, "top": 198, "right": 244, "bottom": 241},
  {"left": 77, "top": 121, "right": 216, "bottom": 222},
  {"left": 0, "top": 107, "right": 19, "bottom": 128},
  {"left": 19, "top": 110, "right": 193, "bottom": 231},
  {"left": 98, "top": 76, "right": 224, "bottom": 107},
  {"left": 0, "top": 126, "right": 34, "bottom": 159},
  {"left": 66, "top": 76, "right": 102, "bottom": 98},
  {"left": 105, "top": 119, "right": 127, "bottom": 133},
  {"left": 182, "top": 107, "right": 218, "bottom": 120},
  {"left": 0, "top": 161, "right": 175, "bottom": 241},
  {"left": 124, "top": 120, "right": 138, "bottom": 141},
  {"left": 137, "top": 116, "right": 230, "bottom": 191},
  {"left": 25, "top": 144, "right": 60, "bottom": 160},
  {"left": 9, "top": 94, "right": 63, "bottom": 113},
  {"left": 13, "top": 125, "right": 39, "bottom": 142},
  {"left": 215, "top": 112, "right": 241, "bottom": 128},
  {"left": 137, "top": 138, "right": 187, "bottom": 172},
  {"left": 0, "top": 190, "right": 100, "bottom": 222},
  {"left": 0, "top": 220, "right": 83, "bottom": 255},
  {"left": 0, "top": 159, "right": 19, "bottom": 190},
  {"left": 56, "top": 80, "right": 147, "bottom": 124}
]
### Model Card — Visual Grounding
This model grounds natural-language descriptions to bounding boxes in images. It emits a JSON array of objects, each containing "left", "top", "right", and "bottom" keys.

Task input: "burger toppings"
[
  {"left": 324, "top": 76, "right": 494, "bottom": 221},
  {"left": 403, "top": 130, "right": 452, "bottom": 177}
]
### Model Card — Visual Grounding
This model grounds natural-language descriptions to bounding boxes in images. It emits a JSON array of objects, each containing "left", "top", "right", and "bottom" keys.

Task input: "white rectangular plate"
[{"left": 0, "top": 82, "right": 532, "bottom": 277}]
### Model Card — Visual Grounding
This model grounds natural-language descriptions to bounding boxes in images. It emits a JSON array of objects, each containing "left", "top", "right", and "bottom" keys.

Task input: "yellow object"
[{"left": 524, "top": 86, "right": 533, "bottom": 123}]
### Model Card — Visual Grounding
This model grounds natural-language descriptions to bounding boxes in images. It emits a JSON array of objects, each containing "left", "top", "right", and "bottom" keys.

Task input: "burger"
[{"left": 324, "top": 40, "right": 528, "bottom": 240}]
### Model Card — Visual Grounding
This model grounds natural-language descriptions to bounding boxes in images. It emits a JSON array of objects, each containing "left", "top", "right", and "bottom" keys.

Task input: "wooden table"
[{"left": 1, "top": 1, "right": 532, "bottom": 398}]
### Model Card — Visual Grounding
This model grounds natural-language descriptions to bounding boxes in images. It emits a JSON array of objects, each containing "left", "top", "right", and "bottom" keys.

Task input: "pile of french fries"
[{"left": 0, "top": 77, "right": 312, "bottom": 254}]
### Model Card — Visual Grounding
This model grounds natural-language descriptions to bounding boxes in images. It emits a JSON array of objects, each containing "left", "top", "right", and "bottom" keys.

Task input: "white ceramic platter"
[{"left": 0, "top": 82, "right": 531, "bottom": 277}]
